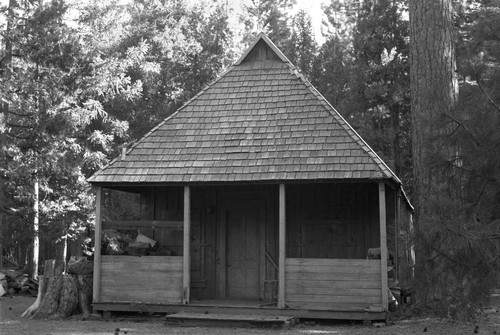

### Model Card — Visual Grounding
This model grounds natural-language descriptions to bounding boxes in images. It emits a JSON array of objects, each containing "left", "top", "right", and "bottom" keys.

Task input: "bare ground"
[{"left": 1, "top": 295, "right": 499, "bottom": 335}]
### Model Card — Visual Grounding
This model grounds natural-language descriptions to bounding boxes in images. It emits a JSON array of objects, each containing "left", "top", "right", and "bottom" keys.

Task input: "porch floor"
[
  {"left": 92, "top": 301, "right": 387, "bottom": 321},
  {"left": 165, "top": 312, "right": 295, "bottom": 328},
  {"left": 189, "top": 299, "right": 276, "bottom": 308}
]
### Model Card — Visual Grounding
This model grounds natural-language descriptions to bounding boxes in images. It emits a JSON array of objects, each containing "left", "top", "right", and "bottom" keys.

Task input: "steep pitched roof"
[{"left": 89, "top": 33, "right": 400, "bottom": 184}]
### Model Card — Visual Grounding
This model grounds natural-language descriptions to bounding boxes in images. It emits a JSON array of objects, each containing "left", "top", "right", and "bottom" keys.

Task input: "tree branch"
[
  {"left": 7, "top": 122, "right": 34, "bottom": 129},
  {"left": 443, "top": 113, "right": 481, "bottom": 146},
  {"left": 476, "top": 79, "right": 500, "bottom": 114},
  {"left": 6, "top": 132, "right": 29, "bottom": 140},
  {"left": 8, "top": 110, "right": 33, "bottom": 117}
]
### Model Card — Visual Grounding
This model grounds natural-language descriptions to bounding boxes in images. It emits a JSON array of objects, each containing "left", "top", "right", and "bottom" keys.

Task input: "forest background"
[{"left": 0, "top": 0, "right": 499, "bottom": 319}]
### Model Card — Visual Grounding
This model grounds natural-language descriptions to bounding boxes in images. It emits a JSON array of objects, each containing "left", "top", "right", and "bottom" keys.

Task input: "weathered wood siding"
[
  {"left": 285, "top": 258, "right": 382, "bottom": 310},
  {"left": 100, "top": 255, "right": 183, "bottom": 303}
]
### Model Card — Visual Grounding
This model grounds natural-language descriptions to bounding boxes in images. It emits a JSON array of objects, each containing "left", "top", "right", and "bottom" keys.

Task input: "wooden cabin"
[{"left": 88, "top": 33, "right": 414, "bottom": 321}]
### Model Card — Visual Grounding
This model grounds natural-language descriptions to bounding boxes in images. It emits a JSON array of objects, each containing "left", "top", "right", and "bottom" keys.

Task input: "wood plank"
[
  {"left": 278, "top": 183, "right": 286, "bottom": 309},
  {"left": 218, "top": 202, "right": 226, "bottom": 299},
  {"left": 285, "top": 258, "right": 380, "bottom": 268},
  {"left": 102, "top": 220, "right": 187, "bottom": 230},
  {"left": 101, "top": 287, "right": 182, "bottom": 297},
  {"left": 93, "top": 186, "right": 103, "bottom": 304},
  {"left": 286, "top": 286, "right": 381, "bottom": 297},
  {"left": 286, "top": 302, "right": 380, "bottom": 311},
  {"left": 101, "top": 269, "right": 183, "bottom": 278},
  {"left": 286, "top": 280, "right": 381, "bottom": 290},
  {"left": 101, "top": 283, "right": 182, "bottom": 292},
  {"left": 285, "top": 265, "right": 380, "bottom": 275},
  {"left": 101, "top": 269, "right": 183, "bottom": 281},
  {"left": 286, "top": 294, "right": 382, "bottom": 304},
  {"left": 102, "top": 255, "right": 183, "bottom": 264},
  {"left": 101, "top": 266, "right": 182, "bottom": 274},
  {"left": 260, "top": 204, "right": 266, "bottom": 301},
  {"left": 286, "top": 271, "right": 381, "bottom": 282},
  {"left": 395, "top": 189, "right": 401, "bottom": 282},
  {"left": 101, "top": 291, "right": 182, "bottom": 303},
  {"left": 101, "top": 280, "right": 182, "bottom": 289},
  {"left": 379, "top": 182, "right": 388, "bottom": 310},
  {"left": 183, "top": 185, "right": 191, "bottom": 304},
  {"left": 101, "top": 261, "right": 182, "bottom": 270}
]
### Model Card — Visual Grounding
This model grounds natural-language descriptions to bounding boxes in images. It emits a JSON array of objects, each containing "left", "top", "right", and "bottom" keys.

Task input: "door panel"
[{"left": 225, "top": 203, "right": 261, "bottom": 299}]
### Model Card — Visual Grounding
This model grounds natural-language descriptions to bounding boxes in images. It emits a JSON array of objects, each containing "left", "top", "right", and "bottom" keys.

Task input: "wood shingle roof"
[{"left": 88, "top": 33, "right": 400, "bottom": 185}]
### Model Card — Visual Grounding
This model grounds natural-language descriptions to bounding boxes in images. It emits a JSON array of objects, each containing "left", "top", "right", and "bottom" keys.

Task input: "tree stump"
[
  {"left": 56, "top": 275, "right": 79, "bottom": 317},
  {"left": 33, "top": 275, "right": 64, "bottom": 318},
  {"left": 22, "top": 259, "right": 93, "bottom": 319},
  {"left": 76, "top": 274, "right": 93, "bottom": 317}
]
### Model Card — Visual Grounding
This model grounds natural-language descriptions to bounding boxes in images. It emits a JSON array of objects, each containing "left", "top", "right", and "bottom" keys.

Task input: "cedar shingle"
[{"left": 89, "top": 35, "right": 399, "bottom": 185}]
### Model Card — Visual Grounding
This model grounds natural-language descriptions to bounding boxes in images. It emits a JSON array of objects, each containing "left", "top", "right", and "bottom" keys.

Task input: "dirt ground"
[{"left": 1, "top": 295, "right": 499, "bottom": 335}]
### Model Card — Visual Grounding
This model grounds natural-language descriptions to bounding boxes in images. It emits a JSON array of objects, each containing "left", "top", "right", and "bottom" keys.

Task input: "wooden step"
[{"left": 165, "top": 312, "right": 296, "bottom": 328}]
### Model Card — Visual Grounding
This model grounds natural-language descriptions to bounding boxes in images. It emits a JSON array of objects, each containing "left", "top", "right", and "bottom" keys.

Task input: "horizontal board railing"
[
  {"left": 285, "top": 258, "right": 383, "bottom": 311},
  {"left": 102, "top": 220, "right": 199, "bottom": 230},
  {"left": 100, "top": 255, "right": 183, "bottom": 304}
]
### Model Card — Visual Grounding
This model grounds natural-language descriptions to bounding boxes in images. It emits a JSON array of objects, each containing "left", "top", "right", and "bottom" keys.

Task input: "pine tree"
[
  {"left": 0, "top": 0, "right": 141, "bottom": 272},
  {"left": 239, "top": 0, "right": 294, "bottom": 49},
  {"left": 315, "top": 0, "right": 411, "bottom": 183},
  {"left": 408, "top": 0, "right": 500, "bottom": 318},
  {"left": 287, "top": 9, "right": 317, "bottom": 77}
]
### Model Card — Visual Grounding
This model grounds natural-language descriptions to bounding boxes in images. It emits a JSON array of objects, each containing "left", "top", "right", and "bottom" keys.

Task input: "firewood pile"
[
  {"left": 102, "top": 229, "right": 175, "bottom": 256},
  {"left": 0, "top": 269, "right": 39, "bottom": 297}
]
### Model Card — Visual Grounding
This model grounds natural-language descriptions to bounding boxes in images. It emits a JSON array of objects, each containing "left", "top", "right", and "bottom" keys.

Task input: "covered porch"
[{"left": 91, "top": 181, "right": 406, "bottom": 319}]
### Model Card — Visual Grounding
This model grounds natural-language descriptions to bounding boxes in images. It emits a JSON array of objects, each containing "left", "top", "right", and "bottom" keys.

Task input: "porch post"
[
  {"left": 278, "top": 183, "right": 286, "bottom": 308},
  {"left": 378, "top": 182, "right": 389, "bottom": 310},
  {"left": 183, "top": 185, "right": 191, "bottom": 304},
  {"left": 92, "top": 186, "right": 102, "bottom": 304}
]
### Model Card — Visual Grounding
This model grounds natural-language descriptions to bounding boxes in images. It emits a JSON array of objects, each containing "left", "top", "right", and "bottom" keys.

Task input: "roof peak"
[{"left": 235, "top": 33, "right": 291, "bottom": 66}]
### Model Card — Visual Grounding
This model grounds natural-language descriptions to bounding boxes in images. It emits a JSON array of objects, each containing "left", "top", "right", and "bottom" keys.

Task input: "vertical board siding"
[
  {"left": 93, "top": 186, "right": 102, "bottom": 303},
  {"left": 278, "top": 184, "right": 286, "bottom": 308},
  {"left": 285, "top": 258, "right": 383, "bottom": 310},
  {"left": 100, "top": 256, "right": 183, "bottom": 303},
  {"left": 183, "top": 186, "right": 191, "bottom": 304}
]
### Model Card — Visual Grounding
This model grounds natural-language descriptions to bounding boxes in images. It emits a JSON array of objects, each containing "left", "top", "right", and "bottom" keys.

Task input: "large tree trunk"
[
  {"left": 409, "top": 0, "right": 458, "bottom": 299},
  {"left": 409, "top": 0, "right": 458, "bottom": 210}
]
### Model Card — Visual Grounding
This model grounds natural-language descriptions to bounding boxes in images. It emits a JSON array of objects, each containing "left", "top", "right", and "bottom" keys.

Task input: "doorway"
[{"left": 219, "top": 200, "right": 264, "bottom": 300}]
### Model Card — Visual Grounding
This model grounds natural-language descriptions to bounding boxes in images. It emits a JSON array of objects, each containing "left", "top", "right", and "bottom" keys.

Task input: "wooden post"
[
  {"left": 183, "top": 185, "right": 191, "bottom": 304},
  {"left": 92, "top": 186, "right": 102, "bottom": 305},
  {"left": 379, "top": 182, "right": 388, "bottom": 310},
  {"left": 278, "top": 184, "right": 286, "bottom": 309}
]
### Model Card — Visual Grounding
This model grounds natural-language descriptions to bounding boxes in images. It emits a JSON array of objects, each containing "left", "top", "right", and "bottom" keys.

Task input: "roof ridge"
[
  {"left": 286, "top": 62, "right": 401, "bottom": 184},
  {"left": 88, "top": 65, "right": 235, "bottom": 182}
]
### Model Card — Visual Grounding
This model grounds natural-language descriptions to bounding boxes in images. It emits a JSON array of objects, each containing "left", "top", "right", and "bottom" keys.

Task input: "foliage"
[
  {"left": 287, "top": 9, "right": 317, "bottom": 77},
  {"left": 90, "top": 0, "right": 233, "bottom": 139},
  {"left": 0, "top": 0, "right": 234, "bottom": 269},
  {"left": 314, "top": 0, "right": 411, "bottom": 184},
  {"left": 239, "top": 0, "right": 295, "bottom": 49},
  {"left": 0, "top": 0, "right": 140, "bottom": 269}
]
